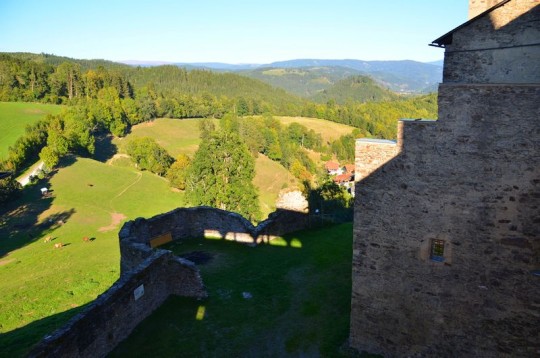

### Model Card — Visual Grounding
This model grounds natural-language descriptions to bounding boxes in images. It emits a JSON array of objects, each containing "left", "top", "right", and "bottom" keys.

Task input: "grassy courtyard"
[{"left": 112, "top": 223, "right": 353, "bottom": 357}]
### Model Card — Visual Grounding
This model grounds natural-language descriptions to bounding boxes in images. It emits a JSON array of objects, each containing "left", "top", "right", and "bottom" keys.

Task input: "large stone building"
[{"left": 350, "top": 0, "right": 539, "bottom": 356}]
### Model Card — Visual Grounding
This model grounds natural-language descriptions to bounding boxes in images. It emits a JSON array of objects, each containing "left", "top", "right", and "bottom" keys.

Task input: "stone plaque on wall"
[{"left": 133, "top": 284, "right": 144, "bottom": 301}]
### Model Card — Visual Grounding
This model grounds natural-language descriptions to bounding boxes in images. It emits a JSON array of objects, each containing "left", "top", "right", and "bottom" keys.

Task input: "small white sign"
[{"left": 133, "top": 284, "right": 145, "bottom": 301}]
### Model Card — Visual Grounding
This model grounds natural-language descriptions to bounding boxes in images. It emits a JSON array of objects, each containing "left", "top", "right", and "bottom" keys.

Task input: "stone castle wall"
[
  {"left": 469, "top": 0, "right": 506, "bottom": 19},
  {"left": 354, "top": 139, "right": 400, "bottom": 182},
  {"left": 29, "top": 251, "right": 206, "bottom": 358},
  {"left": 120, "top": 206, "right": 313, "bottom": 274},
  {"left": 350, "top": 83, "right": 540, "bottom": 356},
  {"left": 445, "top": 0, "right": 540, "bottom": 84}
]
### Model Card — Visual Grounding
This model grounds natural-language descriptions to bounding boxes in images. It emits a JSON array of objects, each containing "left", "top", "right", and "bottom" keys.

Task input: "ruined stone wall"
[
  {"left": 120, "top": 206, "right": 312, "bottom": 275},
  {"left": 119, "top": 207, "right": 255, "bottom": 274},
  {"left": 31, "top": 205, "right": 312, "bottom": 356},
  {"left": 350, "top": 83, "right": 540, "bottom": 356},
  {"left": 444, "top": 0, "right": 540, "bottom": 84},
  {"left": 29, "top": 251, "right": 206, "bottom": 358}
]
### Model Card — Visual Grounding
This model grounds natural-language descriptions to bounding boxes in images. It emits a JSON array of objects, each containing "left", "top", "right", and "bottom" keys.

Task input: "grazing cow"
[
  {"left": 43, "top": 236, "right": 52, "bottom": 243},
  {"left": 83, "top": 236, "right": 90, "bottom": 243},
  {"left": 54, "top": 243, "right": 63, "bottom": 249}
]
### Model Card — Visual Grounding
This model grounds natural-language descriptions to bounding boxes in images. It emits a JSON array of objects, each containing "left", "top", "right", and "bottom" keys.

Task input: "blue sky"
[{"left": 0, "top": 0, "right": 468, "bottom": 64}]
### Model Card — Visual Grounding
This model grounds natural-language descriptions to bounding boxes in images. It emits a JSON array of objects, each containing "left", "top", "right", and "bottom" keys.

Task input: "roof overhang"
[{"left": 430, "top": 0, "right": 513, "bottom": 48}]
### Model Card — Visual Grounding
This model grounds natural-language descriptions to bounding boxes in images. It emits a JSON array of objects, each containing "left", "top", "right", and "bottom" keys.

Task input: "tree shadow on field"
[
  {"left": 93, "top": 133, "right": 118, "bottom": 163},
  {"left": 0, "top": 175, "right": 76, "bottom": 258}
]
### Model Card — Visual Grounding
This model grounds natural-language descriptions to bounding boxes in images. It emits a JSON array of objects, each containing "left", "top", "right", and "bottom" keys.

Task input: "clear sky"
[{"left": 0, "top": 0, "right": 468, "bottom": 64}]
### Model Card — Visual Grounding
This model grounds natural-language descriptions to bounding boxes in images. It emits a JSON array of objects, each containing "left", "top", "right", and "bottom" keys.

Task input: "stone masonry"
[
  {"left": 29, "top": 251, "right": 206, "bottom": 358},
  {"left": 120, "top": 206, "right": 313, "bottom": 274},
  {"left": 350, "top": 0, "right": 540, "bottom": 356}
]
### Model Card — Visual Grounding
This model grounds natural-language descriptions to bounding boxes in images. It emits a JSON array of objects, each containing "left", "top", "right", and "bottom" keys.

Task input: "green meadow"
[
  {"left": 0, "top": 104, "right": 357, "bottom": 356},
  {"left": 0, "top": 157, "right": 185, "bottom": 357},
  {"left": 0, "top": 102, "right": 62, "bottom": 159},
  {"left": 115, "top": 116, "right": 356, "bottom": 217}
]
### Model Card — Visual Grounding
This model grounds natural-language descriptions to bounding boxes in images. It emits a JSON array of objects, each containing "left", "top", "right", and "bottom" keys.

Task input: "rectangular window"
[{"left": 430, "top": 239, "right": 445, "bottom": 262}]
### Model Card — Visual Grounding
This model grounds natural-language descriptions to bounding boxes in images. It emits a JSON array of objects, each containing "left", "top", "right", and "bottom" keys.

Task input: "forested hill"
[
  {"left": 2, "top": 52, "right": 129, "bottom": 72},
  {"left": 123, "top": 65, "right": 305, "bottom": 109},
  {"left": 0, "top": 51, "right": 438, "bottom": 144},
  {"left": 239, "top": 66, "right": 361, "bottom": 98},
  {"left": 0, "top": 53, "right": 305, "bottom": 113},
  {"left": 310, "top": 75, "right": 398, "bottom": 105}
]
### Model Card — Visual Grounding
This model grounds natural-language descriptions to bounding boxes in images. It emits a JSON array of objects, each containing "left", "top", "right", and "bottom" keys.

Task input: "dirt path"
[
  {"left": 17, "top": 161, "right": 44, "bottom": 186},
  {"left": 110, "top": 172, "right": 142, "bottom": 205},
  {"left": 98, "top": 171, "right": 142, "bottom": 232},
  {"left": 106, "top": 153, "right": 130, "bottom": 165}
]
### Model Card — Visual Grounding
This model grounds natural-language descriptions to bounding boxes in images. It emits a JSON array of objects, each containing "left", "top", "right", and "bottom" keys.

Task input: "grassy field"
[
  {"left": 0, "top": 109, "right": 356, "bottom": 356},
  {"left": 0, "top": 102, "right": 62, "bottom": 159},
  {"left": 0, "top": 157, "right": 185, "bottom": 357},
  {"left": 112, "top": 223, "right": 353, "bottom": 357},
  {"left": 113, "top": 118, "right": 204, "bottom": 158},
  {"left": 275, "top": 116, "right": 355, "bottom": 144},
  {"left": 116, "top": 116, "right": 356, "bottom": 217}
]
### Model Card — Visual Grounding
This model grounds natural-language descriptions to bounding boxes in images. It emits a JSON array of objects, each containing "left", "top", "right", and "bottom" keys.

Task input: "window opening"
[{"left": 430, "top": 239, "right": 445, "bottom": 262}]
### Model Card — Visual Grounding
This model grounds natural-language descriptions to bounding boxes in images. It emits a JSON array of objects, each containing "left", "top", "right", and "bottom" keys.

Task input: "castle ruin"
[{"left": 350, "top": 0, "right": 539, "bottom": 356}]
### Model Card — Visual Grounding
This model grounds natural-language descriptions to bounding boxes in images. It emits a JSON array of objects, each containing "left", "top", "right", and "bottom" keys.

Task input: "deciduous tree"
[{"left": 186, "top": 130, "right": 260, "bottom": 221}]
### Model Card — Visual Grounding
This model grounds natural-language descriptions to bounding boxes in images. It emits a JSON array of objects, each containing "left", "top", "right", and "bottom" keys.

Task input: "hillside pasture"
[
  {"left": 0, "top": 102, "right": 62, "bottom": 159},
  {"left": 274, "top": 116, "right": 355, "bottom": 143},
  {"left": 0, "top": 157, "right": 185, "bottom": 357},
  {"left": 114, "top": 117, "right": 205, "bottom": 158},
  {"left": 115, "top": 116, "right": 355, "bottom": 217},
  {"left": 254, "top": 154, "right": 299, "bottom": 215}
]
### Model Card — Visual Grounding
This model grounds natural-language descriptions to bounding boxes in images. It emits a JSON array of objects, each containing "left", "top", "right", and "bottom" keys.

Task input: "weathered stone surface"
[
  {"left": 444, "top": 0, "right": 540, "bottom": 84},
  {"left": 28, "top": 251, "right": 206, "bottom": 358},
  {"left": 351, "top": 83, "right": 540, "bottom": 357},
  {"left": 275, "top": 189, "right": 309, "bottom": 213},
  {"left": 354, "top": 139, "right": 400, "bottom": 182},
  {"left": 351, "top": 1, "right": 540, "bottom": 356}
]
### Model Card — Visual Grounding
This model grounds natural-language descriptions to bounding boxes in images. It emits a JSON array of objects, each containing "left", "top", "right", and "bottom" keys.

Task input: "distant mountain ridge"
[
  {"left": 163, "top": 59, "right": 442, "bottom": 94},
  {"left": 260, "top": 59, "right": 442, "bottom": 94}
]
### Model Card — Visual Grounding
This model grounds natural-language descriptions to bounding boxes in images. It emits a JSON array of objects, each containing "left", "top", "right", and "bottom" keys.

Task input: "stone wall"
[
  {"left": 354, "top": 139, "right": 400, "bottom": 182},
  {"left": 444, "top": 0, "right": 540, "bottom": 84},
  {"left": 29, "top": 251, "right": 206, "bottom": 358},
  {"left": 350, "top": 83, "right": 540, "bottom": 356},
  {"left": 120, "top": 206, "right": 312, "bottom": 275},
  {"left": 469, "top": 0, "right": 506, "bottom": 19}
]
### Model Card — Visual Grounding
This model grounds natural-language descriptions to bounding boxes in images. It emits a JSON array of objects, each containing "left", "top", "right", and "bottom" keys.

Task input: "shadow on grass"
[
  {"left": 93, "top": 133, "right": 118, "bottom": 163},
  {"left": 0, "top": 304, "right": 89, "bottom": 358},
  {"left": 0, "top": 175, "right": 75, "bottom": 258}
]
